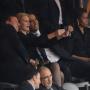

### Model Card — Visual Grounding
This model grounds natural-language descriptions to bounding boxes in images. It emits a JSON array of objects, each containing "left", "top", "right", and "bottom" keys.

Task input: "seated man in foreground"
[{"left": 38, "top": 66, "right": 64, "bottom": 90}]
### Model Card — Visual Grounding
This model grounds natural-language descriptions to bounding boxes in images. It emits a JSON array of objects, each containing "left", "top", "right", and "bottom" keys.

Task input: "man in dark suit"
[
  {"left": 0, "top": 16, "right": 35, "bottom": 84},
  {"left": 39, "top": 66, "right": 64, "bottom": 90},
  {"left": 33, "top": 0, "right": 74, "bottom": 59},
  {"left": 35, "top": 0, "right": 65, "bottom": 34},
  {"left": 62, "top": 0, "right": 81, "bottom": 25},
  {"left": 19, "top": 65, "right": 41, "bottom": 90}
]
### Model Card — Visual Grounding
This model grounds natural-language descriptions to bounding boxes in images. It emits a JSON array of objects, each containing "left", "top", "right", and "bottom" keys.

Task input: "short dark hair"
[
  {"left": 77, "top": 8, "right": 87, "bottom": 20},
  {"left": 23, "top": 64, "right": 39, "bottom": 81}
]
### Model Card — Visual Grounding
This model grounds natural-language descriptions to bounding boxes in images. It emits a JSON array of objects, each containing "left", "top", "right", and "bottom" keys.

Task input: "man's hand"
[
  {"left": 48, "top": 29, "right": 65, "bottom": 39},
  {"left": 66, "top": 25, "right": 73, "bottom": 36},
  {"left": 48, "top": 26, "right": 73, "bottom": 40},
  {"left": 29, "top": 59, "right": 39, "bottom": 68},
  {"left": 57, "top": 25, "right": 74, "bottom": 39},
  {"left": 56, "top": 29, "right": 65, "bottom": 39},
  {"left": 48, "top": 32, "right": 56, "bottom": 39},
  {"left": 29, "top": 59, "right": 36, "bottom": 65}
]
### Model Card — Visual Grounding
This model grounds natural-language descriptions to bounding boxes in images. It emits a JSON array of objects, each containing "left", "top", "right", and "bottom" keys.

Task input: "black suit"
[
  {"left": 0, "top": 23, "right": 31, "bottom": 84},
  {"left": 35, "top": 0, "right": 64, "bottom": 34},
  {"left": 62, "top": 0, "right": 81, "bottom": 25},
  {"left": 18, "top": 31, "right": 51, "bottom": 48},
  {"left": 20, "top": 81, "right": 34, "bottom": 90},
  {"left": 18, "top": 31, "right": 41, "bottom": 60},
  {"left": 35, "top": 0, "right": 81, "bottom": 34}
]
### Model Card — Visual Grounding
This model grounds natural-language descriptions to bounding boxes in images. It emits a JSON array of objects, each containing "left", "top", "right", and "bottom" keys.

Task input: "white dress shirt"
[
  {"left": 54, "top": 0, "right": 63, "bottom": 24},
  {"left": 34, "top": 30, "right": 60, "bottom": 63},
  {"left": 45, "top": 48, "right": 60, "bottom": 63}
]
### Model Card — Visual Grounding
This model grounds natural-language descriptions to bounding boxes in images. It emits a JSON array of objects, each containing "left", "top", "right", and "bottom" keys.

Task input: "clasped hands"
[{"left": 48, "top": 25, "right": 73, "bottom": 39}]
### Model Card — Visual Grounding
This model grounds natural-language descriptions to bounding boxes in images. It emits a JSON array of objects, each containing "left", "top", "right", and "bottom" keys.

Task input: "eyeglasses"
[{"left": 41, "top": 74, "right": 52, "bottom": 80}]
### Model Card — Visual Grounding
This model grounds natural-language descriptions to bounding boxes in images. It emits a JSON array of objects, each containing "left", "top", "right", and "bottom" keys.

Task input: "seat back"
[{"left": 0, "top": 82, "right": 19, "bottom": 90}]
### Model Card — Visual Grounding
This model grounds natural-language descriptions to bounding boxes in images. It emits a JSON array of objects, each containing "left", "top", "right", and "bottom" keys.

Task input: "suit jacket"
[
  {"left": 18, "top": 31, "right": 59, "bottom": 49},
  {"left": 18, "top": 31, "right": 72, "bottom": 64},
  {"left": 18, "top": 31, "right": 52, "bottom": 64},
  {"left": 20, "top": 81, "right": 34, "bottom": 90},
  {"left": 18, "top": 31, "right": 43, "bottom": 60},
  {"left": 0, "top": 23, "right": 31, "bottom": 84},
  {"left": 35, "top": 0, "right": 81, "bottom": 34},
  {"left": 39, "top": 84, "right": 64, "bottom": 90},
  {"left": 36, "top": 0, "right": 64, "bottom": 34}
]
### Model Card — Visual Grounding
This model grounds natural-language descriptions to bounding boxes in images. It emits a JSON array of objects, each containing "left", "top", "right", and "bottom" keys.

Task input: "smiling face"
[
  {"left": 19, "top": 15, "right": 30, "bottom": 32},
  {"left": 40, "top": 67, "right": 52, "bottom": 89}
]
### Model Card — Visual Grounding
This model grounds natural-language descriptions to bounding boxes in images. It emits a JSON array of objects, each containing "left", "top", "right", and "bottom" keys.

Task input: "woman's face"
[{"left": 19, "top": 15, "right": 30, "bottom": 32}]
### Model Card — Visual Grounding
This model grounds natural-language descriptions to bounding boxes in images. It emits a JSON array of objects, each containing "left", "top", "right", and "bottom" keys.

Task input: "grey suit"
[{"left": 39, "top": 84, "right": 64, "bottom": 90}]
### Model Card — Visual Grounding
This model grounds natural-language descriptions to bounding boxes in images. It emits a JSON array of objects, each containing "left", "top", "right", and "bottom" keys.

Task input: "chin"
[
  {"left": 35, "top": 86, "right": 39, "bottom": 89},
  {"left": 46, "top": 83, "right": 52, "bottom": 88}
]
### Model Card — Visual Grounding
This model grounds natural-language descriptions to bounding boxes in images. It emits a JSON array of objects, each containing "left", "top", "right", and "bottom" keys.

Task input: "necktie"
[{"left": 37, "top": 48, "right": 49, "bottom": 63}]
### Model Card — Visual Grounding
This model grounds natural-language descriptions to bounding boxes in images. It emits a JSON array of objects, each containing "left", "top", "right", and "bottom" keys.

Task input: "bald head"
[
  {"left": 39, "top": 66, "right": 52, "bottom": 89},
  {"left": 6, "top": 16, "right": 19, "bottom": 32},
  {"left": 39, "top": 66, "right": 51, "bottom": 76}
]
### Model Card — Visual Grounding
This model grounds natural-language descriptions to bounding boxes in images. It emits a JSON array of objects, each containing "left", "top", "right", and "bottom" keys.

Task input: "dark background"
[{"left": 0, "top": 0, "right": 80, "bottom": 22}]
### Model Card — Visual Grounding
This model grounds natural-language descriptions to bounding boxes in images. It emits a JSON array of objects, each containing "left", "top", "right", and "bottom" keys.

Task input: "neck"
[{"left": 27, "top": 79, "right": 35, "bottom": 90}]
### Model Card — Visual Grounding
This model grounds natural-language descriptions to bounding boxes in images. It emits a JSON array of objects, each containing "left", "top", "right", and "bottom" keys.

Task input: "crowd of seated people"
[
  {"left": 0, "top": 0, "right": 90, "bottom": 89},
  {"left": 16, "top": 12, "right": 65, "bottom": 87}
]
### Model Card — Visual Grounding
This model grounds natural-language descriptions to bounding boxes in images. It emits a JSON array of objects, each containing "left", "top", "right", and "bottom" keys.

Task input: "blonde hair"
[{"left": 16, "top": 12, "right": 29, "bottom": 22}]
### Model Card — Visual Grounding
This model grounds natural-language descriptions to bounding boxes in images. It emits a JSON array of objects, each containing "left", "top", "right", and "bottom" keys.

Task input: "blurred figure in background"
[
  {"left": 39, "top": 66, "right": 64, "bottom": 90},
  {"left": 66, "top": 8, "right": 90, "bottom": 81}
]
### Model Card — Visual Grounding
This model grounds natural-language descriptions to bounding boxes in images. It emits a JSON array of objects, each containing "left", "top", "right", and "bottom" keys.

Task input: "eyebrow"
[{"left": 41, "top": 74, "right": 52, "bottom": 79}]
